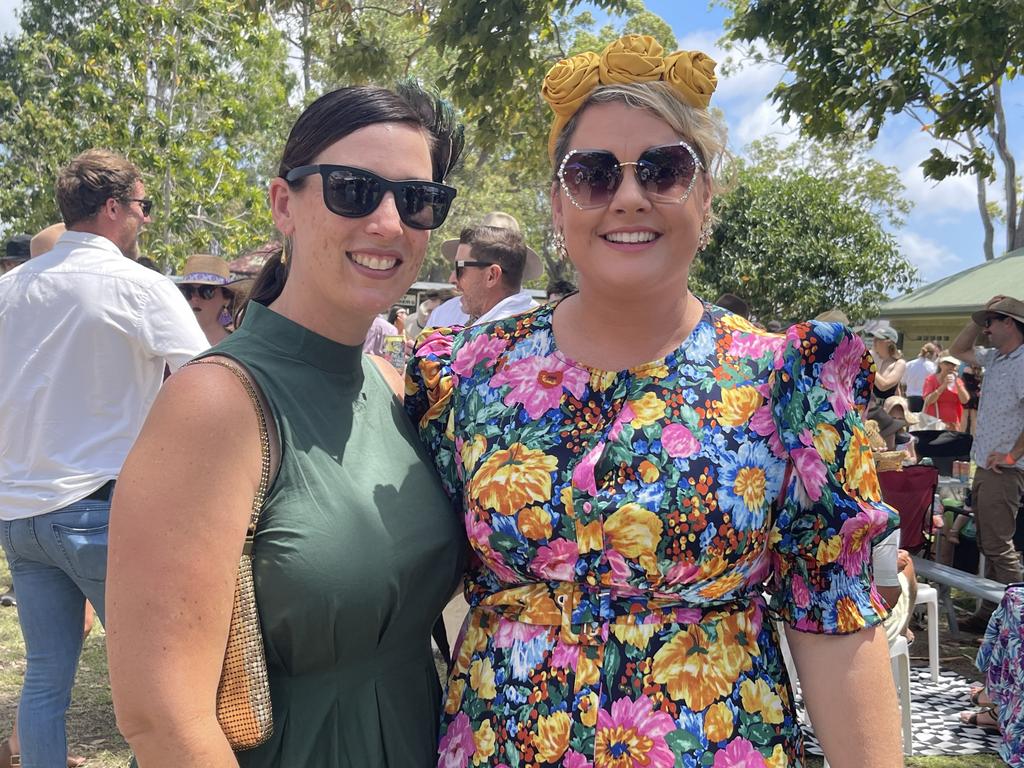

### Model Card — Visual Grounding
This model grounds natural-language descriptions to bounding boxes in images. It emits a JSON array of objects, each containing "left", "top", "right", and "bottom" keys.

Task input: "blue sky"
[
  {"left": 2, "top": 1, "right": 1019, "bottom": 287},
  {"left": 619, "top": 1, "right": 1024, "bottom": 287}
]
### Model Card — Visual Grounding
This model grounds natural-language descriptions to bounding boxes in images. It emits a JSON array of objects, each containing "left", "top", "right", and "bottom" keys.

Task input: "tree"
[
  {"left": 721, "top": 0, "right": 1024, "bottom": 260},
  {"left": 693, "top": 139, "right": 918, "bottom": 322},
  {"left": 0, "top": 0, "right": 295, "bottom": 267}
]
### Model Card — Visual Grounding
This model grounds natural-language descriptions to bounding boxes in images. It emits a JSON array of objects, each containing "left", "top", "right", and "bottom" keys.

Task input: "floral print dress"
[{"left": 407, "top": 302, "right": 896, "bottom": 768}]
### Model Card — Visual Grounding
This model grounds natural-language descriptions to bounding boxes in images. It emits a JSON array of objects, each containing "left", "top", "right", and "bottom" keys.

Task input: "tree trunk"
[
  {"left": 991, "top": 80, "right": 1020, "bottom": 254},
  {"left": 967, "top": 132, "right": 995, "bottom": 261},
  {"left": 301, "top": 1, "right": 312, "bottom": 96}
]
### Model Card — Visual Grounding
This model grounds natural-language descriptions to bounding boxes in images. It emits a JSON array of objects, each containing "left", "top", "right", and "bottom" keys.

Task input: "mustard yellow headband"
[{"left": 541, "top": 34, "right": 718, "bottom": 162}]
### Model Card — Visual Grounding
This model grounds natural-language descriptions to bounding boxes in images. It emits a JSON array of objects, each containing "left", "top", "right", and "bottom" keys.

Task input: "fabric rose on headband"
[
  {"left": 663, "top": 50, "right": 717, "bottom": 109},
  {"left": 598, "top": 35, "right": 666, "bottom": 84},
  {"left": 542, "top": 51, "right": 601, "bottom": 117},
  {"left": 542, "top": 33, "right": 718, "bottom": 161}
]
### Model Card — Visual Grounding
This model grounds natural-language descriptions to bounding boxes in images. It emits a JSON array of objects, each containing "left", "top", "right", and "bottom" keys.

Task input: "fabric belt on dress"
[
  {"left": 84, "top": 480, "right": 115, "bottom": 501},
  {"left": 473, "top": 581, "right": 758, "bottom": 647}
]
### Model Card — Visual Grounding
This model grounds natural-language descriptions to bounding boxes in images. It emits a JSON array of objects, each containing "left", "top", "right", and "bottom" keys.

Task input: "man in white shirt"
[
  {"left": 902, "top": 342, "right": 938, "bottom": 413},
  {"left": 437, "top": 212, "right": 543, "bottom": 327},
  {"left": 0, "top": 149, "right": 206, "bottom": 764}
]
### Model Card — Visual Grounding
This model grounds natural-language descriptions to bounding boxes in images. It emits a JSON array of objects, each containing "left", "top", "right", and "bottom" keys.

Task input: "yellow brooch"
[{"left": 542, "top": 34, "right": 718, "bottom": 161}]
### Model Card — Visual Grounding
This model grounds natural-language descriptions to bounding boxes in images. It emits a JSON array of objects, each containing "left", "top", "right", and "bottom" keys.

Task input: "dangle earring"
[
  {"left": 553, "top": 230, "right": 569, "bottom": 260},
  {"left": 697, "top": 215, "right": 714, "bottom": 252},
  {"left": 218, "top": 305, "right": 233, "bottom": 327},
  {"left": 279, "top": 240, "right": 289, "bottom": 267}
]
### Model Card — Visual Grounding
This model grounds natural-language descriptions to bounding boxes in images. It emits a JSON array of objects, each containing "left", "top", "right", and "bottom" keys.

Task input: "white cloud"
[{"left": 897, "top": 231, "right": 962, "bottom": 280}]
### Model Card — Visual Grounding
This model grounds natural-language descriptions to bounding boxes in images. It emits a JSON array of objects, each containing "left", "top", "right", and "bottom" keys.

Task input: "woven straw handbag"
[{"left": 190, "top": 359, "right": 274, "bottom": 749}]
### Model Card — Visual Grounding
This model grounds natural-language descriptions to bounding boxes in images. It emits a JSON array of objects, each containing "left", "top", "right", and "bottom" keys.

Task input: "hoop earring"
[
  {"left": 697, "top": 216, "right": 713, "bottom": 252},
  {"left": 553, "top": 230, "right": 569, "bottom": 260}
]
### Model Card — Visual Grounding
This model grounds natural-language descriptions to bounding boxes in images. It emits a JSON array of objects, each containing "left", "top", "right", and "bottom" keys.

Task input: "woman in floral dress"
[{"left": 408, "top": 35, "right": 902, "bottom": 768}]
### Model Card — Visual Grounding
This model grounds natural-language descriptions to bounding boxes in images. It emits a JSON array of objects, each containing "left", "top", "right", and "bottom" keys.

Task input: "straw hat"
[
  {"left": 882, "top": 395, "right": 918, "bottom": 425},
  {"left": 440, "top": 211, "right": 543, "bottom": 281},
  {"left": 174, "top": 254, "right": 249, "bottom": 290}
]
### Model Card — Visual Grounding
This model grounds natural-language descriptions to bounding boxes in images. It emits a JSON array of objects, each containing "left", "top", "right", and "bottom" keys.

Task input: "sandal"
[
  {"left": 960, "top": 707, "right": 1000, "bottom": 734},
  {"left": 969, "top": 685, "right": 993, "bottom": 707},
  {"left": 0, "top": 739, "right": 86, "bottom": 767}
]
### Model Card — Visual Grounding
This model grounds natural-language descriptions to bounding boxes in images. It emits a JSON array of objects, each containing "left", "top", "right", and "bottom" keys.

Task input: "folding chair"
[{"left": 879, "top": 465, "right": 940, "bottom": 557}]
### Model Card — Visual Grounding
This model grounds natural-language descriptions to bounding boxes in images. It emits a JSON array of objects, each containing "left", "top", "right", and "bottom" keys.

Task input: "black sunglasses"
[
  {"left": 126, "top": 198, "right": 153, "bottom": 216},
  {"left": 557, "top": 141, "right": 704, "bottom": 210},
  {"left": 284, "top": 165, "right": 456, "bottom": 230},
  {"left": 179, "top": 284, "right": 220, "bottom": 300},
  {"left": 983, "top": 316, "right": 1005, "bottom": 328},
  {"left": 455, "top": 260, "right": 494, "bottom": 279}
]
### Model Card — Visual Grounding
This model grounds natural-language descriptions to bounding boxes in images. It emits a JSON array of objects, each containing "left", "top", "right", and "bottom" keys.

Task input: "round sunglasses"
[
  {"left": 285, "top": 164, "right": 457, "bottom": 230},
  {"left": 557, "top": 141, "right": 704, "bottom": 210}
]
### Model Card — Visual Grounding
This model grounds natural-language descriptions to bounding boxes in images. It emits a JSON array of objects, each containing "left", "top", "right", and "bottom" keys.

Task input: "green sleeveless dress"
[{"left": 201, "top": 301, "right": 464, "bottom": 767}]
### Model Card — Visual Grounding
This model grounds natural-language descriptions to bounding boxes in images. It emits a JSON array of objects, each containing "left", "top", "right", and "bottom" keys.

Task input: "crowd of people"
[{"left": 0, "top": 30, "right": 1021, "bottom": 768}]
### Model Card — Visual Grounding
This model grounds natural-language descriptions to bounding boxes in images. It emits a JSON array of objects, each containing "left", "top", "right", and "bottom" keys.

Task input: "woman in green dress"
[{"left": 106, "top": 83, "right": 466, "bottom": 767}]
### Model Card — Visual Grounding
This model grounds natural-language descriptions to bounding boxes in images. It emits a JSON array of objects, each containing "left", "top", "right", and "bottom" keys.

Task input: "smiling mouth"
[
  {"left": 602, "top": 231, "right": 660, "bottom": 244},
  {"left": 348, "top": 252, "right": 400, "bottom": 271}
]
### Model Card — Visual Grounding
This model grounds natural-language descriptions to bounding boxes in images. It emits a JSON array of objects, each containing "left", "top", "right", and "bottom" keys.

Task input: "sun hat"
[
  {"left": 971, "top": 296, "right": 1024, "bottom": 326},
  {"left": 174, "top": 254, "right": 248, "bottom": 290},
  {"left": 937, "top": 354, "right": 960, "bottom": 366},
  {"left": 864, "top": 324, "right": 898, "bottom": 343},
  {"left": 440, "top": 211, "right": 543, "bottom": 281},
  {"left": 882, "top": 395, "right": 918, "bottom": 425}
]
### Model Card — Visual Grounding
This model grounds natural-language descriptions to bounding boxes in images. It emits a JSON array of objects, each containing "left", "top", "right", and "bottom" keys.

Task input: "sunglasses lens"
[
  {"left": 324, "top": 170, "right": 382, "bottom": 217},
  {"left": 636, "top": 145, "right": 698, "bottom": 200},
  {"left": 396, "top": 183, "right": 453, "bottom": 230},
  {"left": 561, "top": 152, "right": 621, "bottom": 208},
  {"left": 141, "top": 201, "right": 152, "bottom": 216}
]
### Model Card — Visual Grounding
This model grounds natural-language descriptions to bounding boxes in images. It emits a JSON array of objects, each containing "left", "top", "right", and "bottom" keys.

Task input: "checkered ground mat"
[{"left": 796, "top": 667, "right": 1002, "bottom": 756}]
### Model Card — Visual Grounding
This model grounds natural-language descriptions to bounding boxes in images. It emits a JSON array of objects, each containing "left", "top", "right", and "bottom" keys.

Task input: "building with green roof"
[{"left": 881, "top": 248, "right": 1024, "bottom": 354}]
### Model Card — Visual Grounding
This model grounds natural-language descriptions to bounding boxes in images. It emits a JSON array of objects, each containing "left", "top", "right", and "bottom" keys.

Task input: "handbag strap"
[{"left": 185, "top": 359, "right": 272, "bottom": 555}]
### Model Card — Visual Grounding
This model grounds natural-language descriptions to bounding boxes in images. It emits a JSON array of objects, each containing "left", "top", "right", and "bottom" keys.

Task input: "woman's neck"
[
  {"left": 270, "top": 274, "right": 373, "bottom": 347},
  {"left": 554, "top": 279, "right": 702, "bottom": 370},
  {"left": 198, "top": 315, "right": 229, "bottom": 345}
]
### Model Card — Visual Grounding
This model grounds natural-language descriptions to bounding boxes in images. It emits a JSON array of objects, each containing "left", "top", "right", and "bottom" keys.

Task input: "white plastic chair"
[
  {"left": 913, "top": 583, "right": 940, "bottom": 682},
  {"left": 889, "top": 634, "right": 913, "bottom": 756}
]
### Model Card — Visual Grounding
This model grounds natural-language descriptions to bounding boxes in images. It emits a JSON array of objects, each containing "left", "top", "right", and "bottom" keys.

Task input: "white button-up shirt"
[
  {"left": 0, "top": 231, "right": 208, "bottom": 519},
  {"left": 972, "top": 343, "right": 1024, "bottom": 470}
]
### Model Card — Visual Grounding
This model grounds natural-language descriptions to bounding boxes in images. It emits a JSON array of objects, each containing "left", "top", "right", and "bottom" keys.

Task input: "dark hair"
[
  {"left": 56, "top": 149, "right": 142, "bottom": 227},
  {"left": 246, "top": 83, "right": 466, "bottom": 316},
  {"left": 387, "top": 305, "right": 405, "bottom": 324},
  {"left": 135, "top": 256, "right": 161, "bottom": 271},
  {"left": 458, "top": 225, "right": 528, "bottom": 289},
  {"left": 715, "top": 292, "right": 750, "bottom": 319},
  {"left": 545, "top": 278, "right": 576, "bottom": 298},
  {"left": 4, "top": 235, "right": 31, "bottom": 260}
]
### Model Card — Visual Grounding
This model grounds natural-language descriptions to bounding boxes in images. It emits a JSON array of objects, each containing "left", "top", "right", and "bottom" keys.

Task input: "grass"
[{"left": 0, "top": 558, "right": 1007, "bottom": 766}]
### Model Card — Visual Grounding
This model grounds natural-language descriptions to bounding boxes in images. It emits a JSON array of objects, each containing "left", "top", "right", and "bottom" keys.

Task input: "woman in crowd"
[
  {"left": 175, "top": 253, "right": 248, "bottom": 345},
  {"left": 960, "top": 362, "right": 982, "bottom": 434},
  {"left": 107, "top": 83, "right": 465, "bottom": 766},
  {"left": 409, "top": 34, "right": 901, "bottom": 767},
  {"left": 867, "top": 326, "right": 905, "bottom": 402},
  {"left": 922, "top": 353, "right": 969, "bottom": 431}
]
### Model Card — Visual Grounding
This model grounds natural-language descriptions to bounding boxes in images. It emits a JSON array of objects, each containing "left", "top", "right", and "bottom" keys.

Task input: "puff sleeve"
[
  {"left": 405, "top": 327, "right": 463, "bottom": 501},
  {"left": 766, "top": 321, "right": 899, "bottom": 634}
]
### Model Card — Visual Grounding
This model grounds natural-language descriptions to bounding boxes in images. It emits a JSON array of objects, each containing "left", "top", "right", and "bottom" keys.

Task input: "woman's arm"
[
  {"left": 955, "top": 377, "right": 969, "bottom": 405},
  {"left": 107, "top": 363, "right": 264, "bottom": 766},
  {"left": 922, "top": 375, "right": 942, "bottom": 408},
  {"left": 786, "top": 626, "right": 902, "bottom": 767},
  {"left": 874, "top": 358, "right": 905, "bottom": 391}
]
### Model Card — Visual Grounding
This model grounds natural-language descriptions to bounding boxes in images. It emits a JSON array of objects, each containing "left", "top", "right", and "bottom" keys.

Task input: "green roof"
[{"left": 882, "top": 248, "right": 1024, "bottom": 316}]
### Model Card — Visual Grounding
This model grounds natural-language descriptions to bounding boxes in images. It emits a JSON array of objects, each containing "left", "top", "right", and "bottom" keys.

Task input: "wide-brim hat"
[
  {"left": 882, "top": 395, "right": 919, "bottom": 425},
  {"left": 174, "top": 253, "right": 248, "bottom": 291},
  {"left": 440, "top": 211, "right": 543, "bottom": 281},
  {"left": 937, "top": 354, "right": 960, "bottom": 366},
  {"left": 971, "top": 296, "right": 1024, "bottom": 326}
]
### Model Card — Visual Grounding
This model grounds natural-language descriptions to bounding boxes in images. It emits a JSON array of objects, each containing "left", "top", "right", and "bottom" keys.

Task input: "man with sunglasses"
[
  {"left": 437, "top": 211, "right": 544, "bottom": 326},
  {"left": 950, "top": 295, "right": 1024, "bottom": 630},
  {"left": 0, "top": 149, "right": 205, "bottom": 764}
]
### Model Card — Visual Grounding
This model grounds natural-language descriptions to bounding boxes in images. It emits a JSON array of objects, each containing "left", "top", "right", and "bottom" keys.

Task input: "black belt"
[{"left": 85, "top": 480, "right": 115, "bottom": 501}]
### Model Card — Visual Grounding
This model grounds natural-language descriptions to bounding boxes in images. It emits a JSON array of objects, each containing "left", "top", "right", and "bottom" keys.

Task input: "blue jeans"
[{"left": 1, "top": 499, "right": 109, "bottom": 767}]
